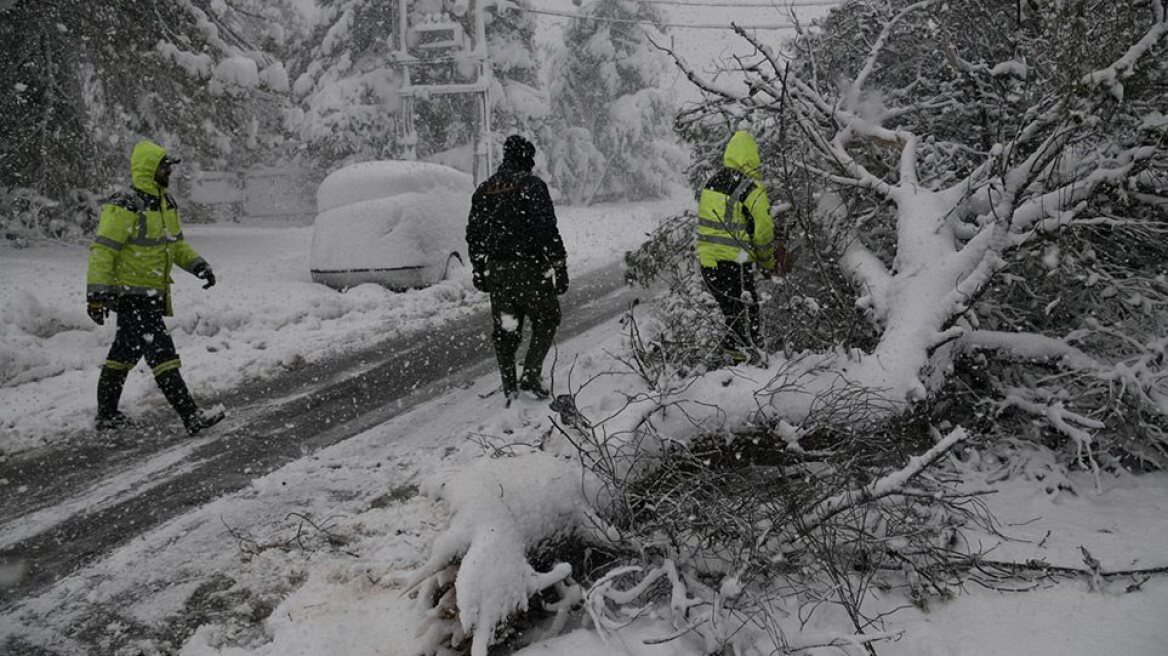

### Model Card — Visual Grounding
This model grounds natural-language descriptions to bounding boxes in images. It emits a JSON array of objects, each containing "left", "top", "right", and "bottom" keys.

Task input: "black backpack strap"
[
  {"left": 107, "top": 190, "right": 142, "bottom": 214},
  {"left": 731, "top": 175, "right": 759, "bottom": 238}
]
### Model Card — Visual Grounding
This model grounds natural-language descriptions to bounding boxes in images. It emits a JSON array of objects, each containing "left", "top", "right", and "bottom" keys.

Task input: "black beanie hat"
[{"left": 503, "top": 134, "right": 535, "bottom": 170}]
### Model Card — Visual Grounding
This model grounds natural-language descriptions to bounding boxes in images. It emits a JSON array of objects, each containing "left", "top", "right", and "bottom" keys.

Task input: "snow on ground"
[
  {"left": 0, "top": 194, "right": 684, "bottom": 455},
  {"left": 5, "top": 309, "right": 1167, "bottom": 655},
  {"left": 3, "top": 187, "right": 1167, "bottom": 655}
]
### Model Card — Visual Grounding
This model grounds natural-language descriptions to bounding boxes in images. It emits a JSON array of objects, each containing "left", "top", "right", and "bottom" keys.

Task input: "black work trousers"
[
  {"left": 701, "top": 261, "right": 761, "bottom": 351},
  {"left": 105, "top": 295, "right": 181, "bottom": 376},
  {"left": 488, "top": 260, "right": 562, "bottom": 391}
]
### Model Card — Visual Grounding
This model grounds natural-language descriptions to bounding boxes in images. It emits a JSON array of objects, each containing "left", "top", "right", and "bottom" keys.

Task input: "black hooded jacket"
[{"left": 466, "top": 158, "right": 566, "bottom": 274}]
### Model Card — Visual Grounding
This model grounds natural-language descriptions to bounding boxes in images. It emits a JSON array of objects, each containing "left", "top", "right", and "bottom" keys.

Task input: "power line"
[{"left": 519, "top": 6, "right": 801, "bottom": 29}]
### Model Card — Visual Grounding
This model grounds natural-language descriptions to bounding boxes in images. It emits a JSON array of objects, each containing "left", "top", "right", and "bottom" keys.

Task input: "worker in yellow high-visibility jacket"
[
  {"left": 696, "top": 130, "right": 780, "bottom": 364},
  {"left": 86, "top": 139, "right": 224, "bottom": 435}
]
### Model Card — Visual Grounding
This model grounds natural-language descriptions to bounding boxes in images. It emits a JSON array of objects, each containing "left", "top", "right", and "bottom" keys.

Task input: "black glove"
[
  {"left": 472, "top": 268, "right": 491, "bottom": 293},
  {"left": 552, "top": 260, "right": 569, "bottom": 296},
  {"left": 193, "top": 261, "right": 216, "bottom": 289},
  {"left": 86, "top": 293, "right": 110, "bottom": 325}
]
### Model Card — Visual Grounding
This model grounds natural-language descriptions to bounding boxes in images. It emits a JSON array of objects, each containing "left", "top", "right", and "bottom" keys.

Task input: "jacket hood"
[
  {"left": 130, "top": 140, "right": 169, "bottom": 194},
  {"left": 723, "top": 131, "right": 761, "bottom": 181}
]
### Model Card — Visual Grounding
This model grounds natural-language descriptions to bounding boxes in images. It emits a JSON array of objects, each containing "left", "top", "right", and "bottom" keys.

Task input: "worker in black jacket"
[{"left": 466, "top": 135, "right": 568, "bottom": 402}]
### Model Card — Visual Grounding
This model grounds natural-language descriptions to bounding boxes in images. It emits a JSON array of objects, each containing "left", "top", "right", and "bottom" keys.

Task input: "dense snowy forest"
[{"left": 2, "top": 0, "right": 1167, "bottom": 655}]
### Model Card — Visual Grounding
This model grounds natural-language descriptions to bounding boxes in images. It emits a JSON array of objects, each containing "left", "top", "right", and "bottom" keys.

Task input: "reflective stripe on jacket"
[
  {"left": 87, "top": 140, "right": 204, "bottom": 312},
  {"left": 696, "top": 131, "right": 776, "bottom": 270}
]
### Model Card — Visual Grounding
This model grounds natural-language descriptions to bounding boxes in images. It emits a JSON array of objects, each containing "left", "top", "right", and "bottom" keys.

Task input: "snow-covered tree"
[
  {"left": 481, "top": 0, "right": 547, "bottom": 134},
  {"left": 544, "top": 0, "right": 688, "bottom": 204},
  {"left": 288, "top": 0, "right": 406, "bottom": 165},
  {"left": 289, "top": 0, "right": 546, "bottom": 170},
  {"left": 0, "top": 0, "right": 289, "bottom": 241}
]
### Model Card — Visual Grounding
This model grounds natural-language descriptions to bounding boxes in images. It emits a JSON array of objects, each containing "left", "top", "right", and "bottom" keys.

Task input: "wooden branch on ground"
[{"left": 799, "top": 428, "right": 968, "bottom": 534}]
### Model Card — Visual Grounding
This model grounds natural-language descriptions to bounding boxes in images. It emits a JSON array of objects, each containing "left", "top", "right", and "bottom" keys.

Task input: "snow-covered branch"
[
  {"left": 961, "top": 330, "right": 1100, "bottom": 370},
  {"left": 1001, "top": 389, "right": 1103, "bottom": 483},
  {"left": 827, "top": 124, "right": 899, "bottom": 198},
  {"left": 650, "top": 37, "right": 742, "bottom": 104},
  {"left": 1080, "top": 1, "right": 1168, "bottom": 101},
  {"left": 1008, "top": 146, "right": 1157, "bottom": 234},
  {"left": 846, "top": 0, "right": 940, "bottom": 111},
  {"left": 840, "top": 238, "right": 893, "bottom": 321},
  {"left": 800, "top": 427, "right": 966, "bottom": 531}
]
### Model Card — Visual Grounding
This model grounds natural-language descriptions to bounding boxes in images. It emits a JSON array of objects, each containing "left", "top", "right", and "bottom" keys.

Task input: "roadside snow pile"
[
  {"left": 311, "top": 161, "right": 474, "bottom": 290},
  {"left": 0, "top": 289, "right": 94, "bottom": 387}
]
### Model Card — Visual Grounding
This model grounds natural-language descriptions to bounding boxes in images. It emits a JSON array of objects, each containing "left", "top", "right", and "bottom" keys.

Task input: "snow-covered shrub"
[
  {"left": 539, "top": 125, "right": 608, "bottom": 206},
  {"left": 289, "top": 0, "right": 406, "bottom": 165},
  {"left": 622, "top": 212, "right": 727, "bottom": 373},
  {"left": 0, "top": 186, "right": 100, "bottom": 246},
  {"left": 627, "top": 205, "right": 882, "bottom": 369},
  {"left": 596, "top": 89, "right": 690, "bottom": 201}
]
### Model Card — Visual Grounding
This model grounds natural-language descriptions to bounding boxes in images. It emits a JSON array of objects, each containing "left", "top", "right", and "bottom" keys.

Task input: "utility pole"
[
  {"left": 395, "top": 0, "right": 494, "bottom": 185},
  {"left": 471, "top": 0, "right": 492, "bottom": 185}
]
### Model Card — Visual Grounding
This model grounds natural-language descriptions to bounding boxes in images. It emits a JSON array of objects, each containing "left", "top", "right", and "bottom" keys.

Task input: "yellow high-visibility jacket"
[
  {"left": 696, "top": 131, "right": 776, "bottom": 270},
  {"left": 86, "top": 140, "right": 205, "bottom": 315}
]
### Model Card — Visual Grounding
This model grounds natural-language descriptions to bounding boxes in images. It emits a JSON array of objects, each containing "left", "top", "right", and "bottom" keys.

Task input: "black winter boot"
[
  {"left": 95, "top": 366, "right": 135, "bottom": 431},
  {"left": 498, "top": 358, "right": 519, "bottom": 400},
  {"left": 518, "top": 370, "right": 549, "bottom": 399},
  {"left": 156, "top": 370, "right": 224, "bottom": 436},
  {"left": 183, "top": 407, "right": 226, "bottom": 436}
]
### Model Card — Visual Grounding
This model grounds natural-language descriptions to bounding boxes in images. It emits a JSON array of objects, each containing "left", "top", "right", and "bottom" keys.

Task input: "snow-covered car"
[{"left": 310, "top": 160, "right": 472, "bottom": 290}]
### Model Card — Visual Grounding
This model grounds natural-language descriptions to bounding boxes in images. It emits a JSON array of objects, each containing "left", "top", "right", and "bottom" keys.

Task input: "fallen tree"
[
  {"left": 405, "top": 1, "right": 1168, "bottom": 653},
  {"left": 661, "top": 0, "right": 1168, "bottom": 469}
]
